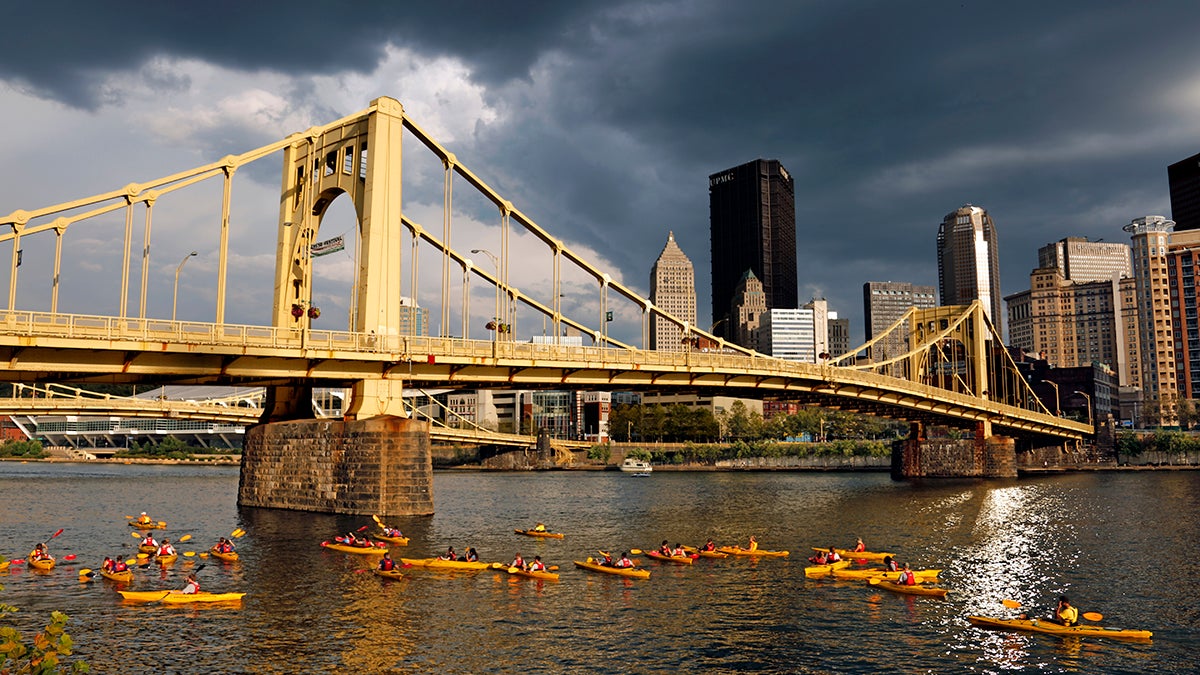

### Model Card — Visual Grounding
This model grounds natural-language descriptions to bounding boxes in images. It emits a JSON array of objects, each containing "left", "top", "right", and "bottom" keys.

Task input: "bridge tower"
[
  {"left": 241, "top": 97, "right": 432, "bottom": 516},
  {"left": 896, "top": 303, "right": 1019, "bottom": 478}
]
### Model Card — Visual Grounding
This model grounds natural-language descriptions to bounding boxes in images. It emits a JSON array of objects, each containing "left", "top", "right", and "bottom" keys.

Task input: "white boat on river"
[{"left": 620, "top": 458, "right": 653, "bottom": 474}]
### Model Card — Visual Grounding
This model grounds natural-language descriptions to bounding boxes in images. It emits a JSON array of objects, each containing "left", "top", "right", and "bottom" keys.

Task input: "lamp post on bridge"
[
  {"left": 1073, "top": 390, "right": 1094, "bottom": 427},
  {"left": 471, "top": 248, "right": 500, "bottom": 348},
  {"left": 172, "top": 251, "right": 197, "bottom": 322},
  {"left": 1044, "top": 379, "right": 1060, "bottom": 416}
]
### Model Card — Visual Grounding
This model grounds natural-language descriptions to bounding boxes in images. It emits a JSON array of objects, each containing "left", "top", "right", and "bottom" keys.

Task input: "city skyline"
[{"left": 3, "top": 4, "right": 1200, "bottom": 344}]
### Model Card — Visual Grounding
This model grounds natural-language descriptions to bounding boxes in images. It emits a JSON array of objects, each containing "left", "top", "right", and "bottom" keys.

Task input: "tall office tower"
[
  {"left": 937, "top": 205, "right": 1003, "bottom": 331},
  {"left": 730, "top": 270, "right": 768, "bottom": 351},
  {"left": 1168, "top": 151, "right": 1200, "bottom": 232},
  {"left": 1123, "top": 215, "right": 1178, "bottom": 424},
  {"left": 759, "top": 308, "right": 815, "bottom": 363},
  {"left": 827, "top": 314, "right": 851, "bottom": 359},
  {"left": 649, "top": 231, "right": 696, "bottom": 352},
  {"left": 1004, "top": 268, "right": 1122, "bottom": 371},
  {"left": 1037, "top": 237, "right": 1132, "bottom": 282},
  {"left": 709, "top": 159, "right": 797, "bottom": 338},
  {"left": 759, "top": 299, "right": 829, "bottom": 363},
  {"left": 862, "top": 281, "right": 937, "bottom": 363},
  {"left": 1168, "top": 228, "right": 1200, "bottom": 398}
]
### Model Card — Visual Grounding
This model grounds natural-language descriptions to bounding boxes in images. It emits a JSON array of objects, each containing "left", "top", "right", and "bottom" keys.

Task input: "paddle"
[
  {"left": 1002, "top": 599, "right": 1022, "bottom": 609},
  {"left": 231, "top": 528, "right": 246, "bottom": 538},
  {"left": 78, "top": 568, "right": 94, "bottom": 579},
  {"left": 1082, "top": 612, "right": 1103, "bottom": 621}
]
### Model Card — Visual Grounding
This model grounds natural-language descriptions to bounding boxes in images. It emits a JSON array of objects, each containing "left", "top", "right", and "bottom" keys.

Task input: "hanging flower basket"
[
  {"left": 308, "top": 306, "right": 321, "bottom": 319},
  {"left": 291, "top": 304, "right": 304, "bottom": 318}
]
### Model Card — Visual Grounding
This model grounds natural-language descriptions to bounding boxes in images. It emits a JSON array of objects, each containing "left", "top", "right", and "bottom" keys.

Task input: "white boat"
[{"left": 620, "top": 458, "right": 652, "bottom": 473}]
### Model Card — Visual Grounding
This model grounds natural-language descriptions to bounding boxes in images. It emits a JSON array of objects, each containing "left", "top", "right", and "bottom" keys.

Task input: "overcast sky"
[{"left": 3, "top": 1, "right": 1199, "bottom": 346}]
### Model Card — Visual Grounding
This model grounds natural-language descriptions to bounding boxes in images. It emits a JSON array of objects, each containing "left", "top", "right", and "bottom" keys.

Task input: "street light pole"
[
  {"left": 471, "top": 248, "right": 500, "bottom": 344},
  {"left": 172, "top": 251, "right": 198, "bottom": 322},
  {"left": 1073, "top": 390, "right": 1094, "bottom": 426},
  {"left": 1044, "top": 379, "right": 1060, "bottom": 416}
]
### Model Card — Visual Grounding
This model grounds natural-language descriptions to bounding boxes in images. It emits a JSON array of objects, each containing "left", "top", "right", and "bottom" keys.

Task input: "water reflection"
[{"left": 0, "top": 464, "right": 1193, "bottom": 672}]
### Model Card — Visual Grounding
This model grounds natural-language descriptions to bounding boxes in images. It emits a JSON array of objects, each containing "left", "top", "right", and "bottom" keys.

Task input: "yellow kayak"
[
  {"left": 718, "top": 546, "right": 789, "bottom": 557},
  {"left": 27, "top": 556, "right": 56, "bottom": 571},
  {"left": 373, "top": 534, "right": 410, "bottom": 545},
  {"left": 500, "top": 566, "right": 560, "bottom": 581},
  {"left": 515, "top": 529, "right": 565, "bottom": 539},
  {"left": 804, "top": 560, "right": 852, "bottom": 578},
  {"left": 831, "top": 567, "right": 940, "bottom": 581},
  {"left": 101, "top": 569, "right": 134, "bottom": 583},
  {"left": 0, "top": 560, "right": 9, "bottom": 572},
  {"left": 573, "top": 559, "right": 650, "bottom": 579},
  {"left": 967, "top": 616, "right": 1152, "bottom": 641},
  {"left": 643, "top": 551, "right": 694, "bottom": 565},
  {"left": 813, "top": 547, "right": 894, "bottom": 561},
  {"left": 119, "top": 590, "right": 245, "bottom": 604},
  {"left": 129, "top": 522, "right": 167, "bottom": 530},
  {"left": 681, "top": 546, "right": 729, "bottom": 559},
  {"left": 321, "top": 542, "right": 385, "bottom": 556},
  {"left": 138, "top": 544, "right": 158, "bottom": 554},
  {"left": 210, "top": 550, "right": 240, "bottom": 562},
  {"left": 399, "top": 557, "right": 489, "bottom": 570},
  {"left": 373, "top": 568, "right": 408, "bottom": 580},
  {"left": 872, "top": 580, "right": 949, "bottom": 598},
  {"left": 156, "top": 554, "right": 179, "bottom": 566}
]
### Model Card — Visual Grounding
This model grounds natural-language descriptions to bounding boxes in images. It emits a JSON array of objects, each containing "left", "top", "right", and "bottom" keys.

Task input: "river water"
[{"left": 0, "top": 463, "right": 1196, "bottom": 674}]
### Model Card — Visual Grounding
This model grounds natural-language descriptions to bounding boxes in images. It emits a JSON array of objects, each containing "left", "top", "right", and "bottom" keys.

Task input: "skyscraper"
[
  {"left": 1168, "top": 151, "right": 1200, "bottom": 232},
  {"left": 1037, "top": 237, "right": 1132, "bottom": 282},
  {"left": 709, "top": 159, "right": 797, "bottom": 338},
  {"left": 1124, "top": 215, "right": 1177, "bottom": 425},
  {"left": 649, "top": 231, "right": 696, "bottom": 352},
  {"left": 730, "top": 270, "right": 767, "bottom": 351},
  {"left": 862, "top": 281, "right": 937, "bottom": 364},
  {"left": 937, "top": 204, "right": 1002, "bottom": 331}
]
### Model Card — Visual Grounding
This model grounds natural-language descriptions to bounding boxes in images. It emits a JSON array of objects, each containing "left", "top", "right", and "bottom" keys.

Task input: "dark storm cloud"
[
  {"left": 0, "top": 1, "right": 594, "bottom": 108},
  {"left": 7, "top": 0, "right": 1200, "bottom": 338}
]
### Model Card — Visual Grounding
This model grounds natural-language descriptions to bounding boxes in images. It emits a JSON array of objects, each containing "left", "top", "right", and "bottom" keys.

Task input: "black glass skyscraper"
[
  {"left": 1168, "top": 151, "right": 1200, "bottom": 231},
  {"left": 708, "top": 159, "right": 797, "bottom": 341}
]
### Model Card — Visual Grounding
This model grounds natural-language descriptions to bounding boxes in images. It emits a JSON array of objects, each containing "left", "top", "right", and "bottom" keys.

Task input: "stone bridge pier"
[
  {"left": 238, "top": 416, "right": 434, "bottom": 516},
  {"left": 892, "top": 421, "right": 1017, "bottom": 479}
]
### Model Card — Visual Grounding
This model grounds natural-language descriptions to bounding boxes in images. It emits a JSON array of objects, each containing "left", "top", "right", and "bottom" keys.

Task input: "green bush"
[
  {"left": 587, "top": 445, "right": 611, "bottom": 463},
  {"left": 0, "top": 439, "right": 45, "bottom": 459}
]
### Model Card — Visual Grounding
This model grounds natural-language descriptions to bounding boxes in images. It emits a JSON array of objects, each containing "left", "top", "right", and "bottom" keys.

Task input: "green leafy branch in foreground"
[{"left": 0, "top": 580, "right": 88, "bottom": 674}]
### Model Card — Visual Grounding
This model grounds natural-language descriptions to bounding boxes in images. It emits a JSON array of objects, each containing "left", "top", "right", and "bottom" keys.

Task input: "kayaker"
[
  {"left": 136, "top": 512, "right": 153, "bottom": 526},
  {"left": 671, "top": 543, "right": 687, "bottom": 557},
  {"left": 528, "top": 556, "right": 546, "bottom": 572},
  {"left": 700, "top": 539, "right": 716, "bottom": 552},
  {"left": 897, "top": 563, "right": 917, "bottom": 586},
  {"left": 30, "top": 543, "right": 50, "bottom": 561},
  {"left": 378, "top": 552, "right": 395, "bottom": 571},
  {"left": 809, "top": 550, "right": 828, "bottom": 565},
  {"left": 465, "top": 548, "right": 479, "bottom": 562},
  {"left": 1055, "top": 596, "right": 1079, "bottom": 626},
  {"left": 510, "top": 553, "right": 526, "bottom": 570},
  {"left": 533, "top": 523, "right": 547, "bottom": 532},
  {"left": 853, "top": 538, "right": 866, "bottom": 553},
  {"left": 658, "top": 540, "right": 671, "bottom": 557},
  {"left": 102, "top": 557, "right": 114, "bottom": 572},
  {"left": 826, "top": 547, "right": 841, "bottom": 562},
  {"left": 883, "top": 555, "right": 898, "bottom": 572},
  {"left": 111, "top": 557, "right": 129, "bottom": 573},
  {"left": 157, "top": 539, "right": 176, "bottom": 557},
  {"left": 614, "top": 552, "right": 635, "bottom": 568},
  {"left": 383, "top": 525, "right": 404, "bottom": 538},
  {"left": 141, "top": 534, "right": 159, "bottom": 549},
  {"left": 181, "top": 572, "right": 200, "bottom": 594},
  {"left": 439, "top": 546, "right": 457, "bottom": 561},
  {"left": 746, "top": 536, "right": 758, "bottom": 552},
  {"left": 599, "top": 552, "right": 615, "bottom": 567},
  {"left": 215, "top": 537, "right": 236, "bottom": 554}
]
